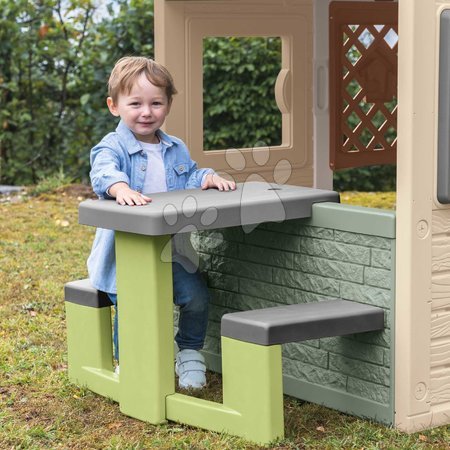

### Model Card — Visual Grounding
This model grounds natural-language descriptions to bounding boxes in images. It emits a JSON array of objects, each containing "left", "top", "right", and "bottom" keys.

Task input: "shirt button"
[
  {"left": 141, "top": 164, "right": 146, "bottom": 171},
  {"left": 179, "top": 165, "right": 184, "bottom": 172}
]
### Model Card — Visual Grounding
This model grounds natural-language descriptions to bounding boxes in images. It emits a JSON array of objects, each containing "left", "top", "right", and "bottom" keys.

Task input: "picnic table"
[{"left": 66, "top": 181, "right": 340, "bottom": 443}]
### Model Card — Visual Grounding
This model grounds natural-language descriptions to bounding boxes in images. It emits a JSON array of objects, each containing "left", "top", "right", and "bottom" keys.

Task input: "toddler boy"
[{"left": 87, "top": 56, "right": 235, "bottom": 388}]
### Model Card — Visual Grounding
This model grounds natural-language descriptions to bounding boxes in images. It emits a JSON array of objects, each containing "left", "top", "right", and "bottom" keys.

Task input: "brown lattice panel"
[{"left": 329, "top": 1, "right": 398, "bottom": 171}]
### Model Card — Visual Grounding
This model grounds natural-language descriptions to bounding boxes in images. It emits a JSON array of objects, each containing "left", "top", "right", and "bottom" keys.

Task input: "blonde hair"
[{"left": 108, "top": 56, "right": 177, "bottom": 103}]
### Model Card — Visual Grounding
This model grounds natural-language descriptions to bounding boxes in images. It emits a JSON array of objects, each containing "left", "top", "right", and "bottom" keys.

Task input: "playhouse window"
[{"left": 202, "top": 36, "right": 282, "bottom": 151}]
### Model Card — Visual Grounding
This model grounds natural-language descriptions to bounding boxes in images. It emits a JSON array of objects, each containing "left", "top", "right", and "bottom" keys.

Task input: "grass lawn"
[{"left": 0, "top": 185, "right": 448, "bottom": 449}]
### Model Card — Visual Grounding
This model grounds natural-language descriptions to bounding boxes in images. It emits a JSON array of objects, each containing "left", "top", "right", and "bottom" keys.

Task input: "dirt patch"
[{"left": 55, "top": 184, "right": 96, "bottom": 199}]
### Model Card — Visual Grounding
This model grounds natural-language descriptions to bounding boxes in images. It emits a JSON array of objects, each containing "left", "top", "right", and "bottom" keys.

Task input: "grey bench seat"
[
  {"left": 65, "top": 279, "right": 112, "bottom": 308},
  {"left": 221, "top": 299, "right": 384, "bottom": 345}
]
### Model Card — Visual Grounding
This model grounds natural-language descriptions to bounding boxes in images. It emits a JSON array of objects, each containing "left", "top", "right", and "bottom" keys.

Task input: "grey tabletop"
[{"left": 78, "top": 181, "right": 339, "bottom": 236}]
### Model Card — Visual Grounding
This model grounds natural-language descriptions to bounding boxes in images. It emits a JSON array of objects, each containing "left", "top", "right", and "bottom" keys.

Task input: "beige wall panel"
[
  {"left": 432, "top": 297, "right": 450, "bottom": 311},
  {"left": 431, "top": 1, "right": 450, "bottom": 430},
  {"left": 431, "top": 272, "right": 450, "bottom": 310},
  {"left": 154, "top": 1, "right": 188, "bottom": 142},
  {"left": 431, "top": 311, "right": 450, "bottom": 340},
  {"left": 431, "top": 238, "right": 450, "bottom": 273},
  {"left": 430, "top": 0, "right": 450, "bottom": 432},
  {"left": 430, "top": 368, "right": 450, "bottom": 405},
  {"left": 432, "top": 210, "right": 450, "bottom": 233},
  {"left": 395, "top": 0, "right": 435, "bottom": 432},
  {"left": 397, "top": 0, "right": 450, "bottom": 430},
  {"left": 154, "top": 0, "right": 314, "bottom": 187},
  {"left": 409, "top": 407, "right": 450, "bottom": 430},
  {"left": 431, "top": 341, "right": 450, "bottom": 368},
  {"left": 430, "top": 215, "right": 450, "bottom": 307},
  {"left": 431, "top": 213, "right": 450, "bottom": 309}
]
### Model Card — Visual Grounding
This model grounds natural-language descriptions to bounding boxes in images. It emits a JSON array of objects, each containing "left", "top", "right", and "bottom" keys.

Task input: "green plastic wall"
[{"left": 189, "top": 202, "right": 396, "bottom": 424}]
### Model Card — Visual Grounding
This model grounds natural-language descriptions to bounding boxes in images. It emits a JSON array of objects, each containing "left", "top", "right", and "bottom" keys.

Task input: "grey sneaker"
[{"left": 175, "top": 349, "right": 206, "bottom": 389}]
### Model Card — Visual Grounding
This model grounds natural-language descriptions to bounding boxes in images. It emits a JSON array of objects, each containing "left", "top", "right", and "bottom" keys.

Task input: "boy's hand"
[
  {"left": 201, "top": 173, "right": 236, "bottom": 191},
  {"left": 109, "top": 182, "right": 151, "bottom": 206}
]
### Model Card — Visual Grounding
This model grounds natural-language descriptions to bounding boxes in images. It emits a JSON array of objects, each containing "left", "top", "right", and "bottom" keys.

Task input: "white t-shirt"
[
  {"left": 140, "top": 141, "right": 167, "bottom": 194},
  {"left": 139, "top": 140, "right": 198, "bottom": 273}
]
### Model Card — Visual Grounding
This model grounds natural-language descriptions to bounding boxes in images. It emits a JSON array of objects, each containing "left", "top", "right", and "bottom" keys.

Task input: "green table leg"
[{"left": 115, "top": 231, "right": 174, "bottom": 423}]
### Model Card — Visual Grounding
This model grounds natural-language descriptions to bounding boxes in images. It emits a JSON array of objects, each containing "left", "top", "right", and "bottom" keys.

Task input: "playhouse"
[{"left": 65, "top": 0, "right": 450, "bottom": 444}]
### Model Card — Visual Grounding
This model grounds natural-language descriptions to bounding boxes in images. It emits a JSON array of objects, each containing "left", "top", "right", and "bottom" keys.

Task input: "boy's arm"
[
  {"left": 201, "top": 173, "right": 236, "bottom": 191},
  {"left": 184, "top": 159, "right": 235, "bottom": 191},
  {"left": 108, "top": 182, "right": 151, "bottom": 206},
  {"left": 90, "top": 145, "right": 130, "bottom": 198},
  {"left": 175, "top": 137, "right": 235, "bottom": 191},
  {"left": 90, "top": 144, "right": 151, "bottom": 205}
]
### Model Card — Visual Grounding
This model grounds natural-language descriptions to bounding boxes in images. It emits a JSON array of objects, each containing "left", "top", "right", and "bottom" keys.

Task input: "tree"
[
  {"left": 0, "top": 0, "right": 154, "bottom": 185},
  {"left": 0, "top": 1, "right": 395, "bottom": 190}
]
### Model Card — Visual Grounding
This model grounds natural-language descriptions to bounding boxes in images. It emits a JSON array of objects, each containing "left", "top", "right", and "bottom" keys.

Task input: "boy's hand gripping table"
[{"left": 67, "top": 182, "right": 339, "bottom": 444}]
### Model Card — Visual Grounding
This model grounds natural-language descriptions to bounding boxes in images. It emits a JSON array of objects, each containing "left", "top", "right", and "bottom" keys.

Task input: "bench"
[
  {"left": 65, "top": 278, "right": 112, "bottom": 308},
  {"left": 221, "top": 299, "right": 385, "bottom": 345},
  {"left": 64, "top": 279, "right": 385, "bottom": 444},
  {"left": 65, "top": 281, "right": 384, "bottom": 350},
  {"left": 64, "top": 279, "right": 118, "bottom": 400}
]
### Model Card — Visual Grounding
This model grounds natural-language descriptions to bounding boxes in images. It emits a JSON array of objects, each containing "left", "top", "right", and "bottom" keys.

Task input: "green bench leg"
[
  {"left": 65, "top": 301, "right": 119, "bottom": 399},
  {"left": 222, "top": 336, "right": 284, "bottom": 443},
  {"left": 166, "top": 336, "right": 284, "bottom": 444},
  {"left": 115, "top": 231, "right": 174, "bottom": 424}
]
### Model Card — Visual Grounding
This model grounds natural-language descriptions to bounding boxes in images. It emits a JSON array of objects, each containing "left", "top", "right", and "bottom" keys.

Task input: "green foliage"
[
  {"left": 203, "top": 37, "right": 282, "bottom": 150},
  {"left": 29, "top": 167, "right": 73, "bottom": 196},
  {"left": 1, "top": 3, "right": 396, "bottom": 191},
  {"left": 333, "top": 164, "right": 396, "bottom": 192},
  {"left": 0, "top": 0, "right": 154, "bottom": 185}
]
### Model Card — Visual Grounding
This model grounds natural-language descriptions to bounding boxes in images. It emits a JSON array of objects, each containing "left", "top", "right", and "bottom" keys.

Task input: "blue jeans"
[{"left": 107, "top": 262, "right": 209, "bottom": 361}]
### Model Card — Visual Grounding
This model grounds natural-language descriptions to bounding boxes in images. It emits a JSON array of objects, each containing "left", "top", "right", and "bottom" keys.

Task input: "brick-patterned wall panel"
[{"left": 190, "top": 209, "right": 395, "bottom": 424}]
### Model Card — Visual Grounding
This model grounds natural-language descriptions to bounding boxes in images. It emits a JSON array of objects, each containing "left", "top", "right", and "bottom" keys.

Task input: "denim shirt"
[{"left": 87, "top": 120, "right": 214, "bottom": 294}]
